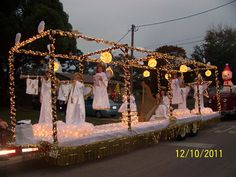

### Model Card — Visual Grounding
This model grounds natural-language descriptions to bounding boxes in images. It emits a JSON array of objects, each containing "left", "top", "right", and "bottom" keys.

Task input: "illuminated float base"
[
  {"left": 18, "top": 112, "right": 220, "bottom": 166},
  {"left": 191, "top": 107, "right": 213, "bottom": 115},
  {"left": 121, "top": 112, "right": 139, "bottom": 126},
  {"left": 173, "top": 108, "right": 191, "bottom": 117}
]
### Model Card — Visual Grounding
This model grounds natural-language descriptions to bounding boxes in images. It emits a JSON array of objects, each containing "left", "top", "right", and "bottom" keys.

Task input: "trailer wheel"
[
  {"left": 189, "top": 123, "right": 198, "bottom": 137},
  {"left": 177, "top": 128, "right": 186, "bottom": 141}
]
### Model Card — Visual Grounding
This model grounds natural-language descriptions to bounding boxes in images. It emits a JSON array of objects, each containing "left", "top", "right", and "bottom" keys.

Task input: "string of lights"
[
  {"left": 145, "top": 37, "right": 204, "bottom": 49},
  {"left": 8, "top": 27, "right": 221, "bottom": 143}
]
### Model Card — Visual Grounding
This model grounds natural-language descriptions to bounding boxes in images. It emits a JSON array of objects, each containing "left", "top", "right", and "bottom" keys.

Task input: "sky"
[{"left": 60, "top": 0, "right": 236, "bottom": 57}]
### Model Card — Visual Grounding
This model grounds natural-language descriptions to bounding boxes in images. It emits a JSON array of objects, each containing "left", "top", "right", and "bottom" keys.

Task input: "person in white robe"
[
  {"left": 191, "top": 75, "right": 213, "bottom": 114},
  {"left": 92, "top": 65, "right": 110, "bottom": 110},
  {"left": 118, "top": 94, "right": 137, "bottom": 113},
  {"left": 173, "top": 86, "right": 191, "bottom": 117},
  {"left": 171, "top": 74, "right": 183, "bottom": 104},
  {"left": 66, "top": 74, "right": 86, "bottom": 125},
  {"left": 39, "top": 72, "right": 52, "bottom": 124},
  {"left": 150, "top": 91, "right": 170, "bottom": 120},
  {"left": 172, "top": 75, "right": 191, "bottom": 117},
  {"left": 193, "top": 83, "right": 208, "bottom": 110},
  {"left": 178, "top": 86, "right": 190, "bottom": 109}
]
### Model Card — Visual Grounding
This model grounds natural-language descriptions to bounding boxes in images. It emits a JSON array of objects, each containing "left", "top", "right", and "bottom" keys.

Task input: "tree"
[
  {"left": 0, "top": 0, "right": 79, "bottom": 105},
  {"left": 155, "top": 45, "right": 187, "bottom": 58},
  {"left": 192, "top": 26, "right": 236, "bottom": 83}
]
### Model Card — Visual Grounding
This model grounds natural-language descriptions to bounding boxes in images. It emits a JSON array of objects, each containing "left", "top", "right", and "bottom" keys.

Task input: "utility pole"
[
  {"left": 130, "top": 24, "right": 135, "bottom": 91},
  {"left": 131, "top": 24, "right": 135, "bottom": 58}
]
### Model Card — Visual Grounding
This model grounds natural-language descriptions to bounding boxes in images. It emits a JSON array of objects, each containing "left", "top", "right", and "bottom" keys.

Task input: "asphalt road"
[{"left": 0, "top": 120, "right": 236, "bottom": 177}]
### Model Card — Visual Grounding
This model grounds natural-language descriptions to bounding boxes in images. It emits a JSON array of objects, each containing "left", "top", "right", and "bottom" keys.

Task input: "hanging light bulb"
[
  {"left": 138, "top": 61, "right": 144, "bottom": 65},
  {"left": 15, "top": 33, "right": 21, "bottom": 45},
  {"left": 179, "top": 64, "right": 188, "bottom": 73},
  {"left": 100, "top": 52, "right": 112, "bottom": 63},
  {"left": 47, "top": 44, "right": 51, "bottom": 52},
  {"left": 165, "top": 73, "right": 171, "bottom": 80},
  {"left": 37, "top": 21, "right": 45, "bottom": 33},
  {"left": 143, "top": 70, "right": 150, "bottom": 77},
  {"left": 54, "top": 60, "right": 61, "bottom": 72},
  {"left": 148, "top": 58, "right": 157, "bottom": 68},
  {"left": 205, "top": 70, "right": 212, "bottom": 77}
]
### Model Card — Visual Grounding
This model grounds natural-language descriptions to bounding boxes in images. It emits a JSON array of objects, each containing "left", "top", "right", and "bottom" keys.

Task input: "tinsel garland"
[{"left": 35, "top": 116, "right": 220, "bottom": 166}]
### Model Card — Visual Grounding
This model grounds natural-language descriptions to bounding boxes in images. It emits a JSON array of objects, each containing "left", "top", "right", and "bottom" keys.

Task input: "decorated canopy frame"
[{"left": 8, "top": 28, "right": 221, "bottom": 144}]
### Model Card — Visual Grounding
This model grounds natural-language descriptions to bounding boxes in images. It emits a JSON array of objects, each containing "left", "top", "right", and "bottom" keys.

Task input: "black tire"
[
  {"left": 189, "top": 123, "right": 198, "bottom": 137},
  {"left": 177, "top": 129, "right": 186, "bottom": 141},
  {"left": 95, "top": 111, "right": 102, "bottom": 118}
]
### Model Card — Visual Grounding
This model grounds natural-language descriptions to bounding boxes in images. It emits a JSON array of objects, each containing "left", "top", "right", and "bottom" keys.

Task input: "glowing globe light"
[
  {"left": 100, "top": 52, "right": 112, "bottom": 63},
  {"left": 54, "top": 61, "right": 60, "bottom": 72},
  {"left": 179, "top": 64, "right": 188, "bottom": 73},
  {"left": 165, "top": 73, "right": 171, "bottom": 80},
  {"left": 148, "top": 58, "right": 157, "bottom": 68},
  {"left": 205, "top": 70, "right": 212, "bottom": 77},
  {"left": 143, "top": 70, "right": 150, "bottom": 77}
]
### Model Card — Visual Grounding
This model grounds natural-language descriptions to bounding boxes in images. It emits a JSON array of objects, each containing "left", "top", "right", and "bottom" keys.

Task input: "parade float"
[
  {"left": 208, "top": 63, "right": 236, "bottom": 117},
  {"left": 1, "top": 22, "right": 221, "bottom": 166}
]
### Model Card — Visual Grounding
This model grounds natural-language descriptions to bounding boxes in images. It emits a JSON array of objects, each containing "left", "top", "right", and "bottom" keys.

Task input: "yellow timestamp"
[{"left": 176, "top": 149, "right": 223, "bottom": 158}]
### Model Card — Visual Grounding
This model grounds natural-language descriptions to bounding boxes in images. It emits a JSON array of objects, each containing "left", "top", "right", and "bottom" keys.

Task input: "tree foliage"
[
  {"left": 0, "top": 0, "right": 79, "bottom": 105},
  {"left": 155, "top": 45, "right": 187, "bottom": 58},
  {"left": 192, "top": 26, "right": 236, "bottom": 82}
]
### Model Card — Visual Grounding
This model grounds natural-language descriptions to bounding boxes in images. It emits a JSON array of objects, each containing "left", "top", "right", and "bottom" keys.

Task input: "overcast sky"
[{"left": 60, "top": 0, "right": 236, "bottom": 57}]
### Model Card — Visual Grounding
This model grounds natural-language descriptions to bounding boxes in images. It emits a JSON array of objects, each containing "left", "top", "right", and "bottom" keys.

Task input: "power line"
[
  {"left": 145, "top": 35, "right": 204, "bottom": 48},
  {"left": 176, "top": 39, "right": 204, "bottom": 46},
  {"left": 145, "top": 39, "right": 204, "bottom": 50},
  {"left": 137, "top": 0, "right": 236, "bottom": 28},
  {"left": 117, "top": 30, "right": 131, "bottom": 43}
]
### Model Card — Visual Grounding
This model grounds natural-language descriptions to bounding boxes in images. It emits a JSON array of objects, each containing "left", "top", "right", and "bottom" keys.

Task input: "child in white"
[
  {"left": 118, "top": 94, "right": 137, "bottom": 113},
  {"left": 92, "top": 65, "right": 110, "bottom": 110},
  {"left": 171, "top": 74, "right": 183, "bottom": 104},
  {"left": 66, "top": 74, "right": 85, "bottom": 125},
  {"left": 151, "top": 91, "right": 170, "bottom": 120}
]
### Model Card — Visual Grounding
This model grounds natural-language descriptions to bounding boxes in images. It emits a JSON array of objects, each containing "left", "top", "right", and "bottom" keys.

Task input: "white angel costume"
[
  {"left": 26, "top": 78, "right": 39, "bottom": 95},
  {"left": 118, "top": 95, "right": 137, "bottom": 113},
  {"left": 191, "top": 83, "right": 213, "bottom": 114},
  {"left": 173, "top": 86, "right": 191, "bottom": 117},
  {"left": 57, "top": 83, "right": 72, "bottom": 102},
  {"left": 92, "top": 72, "right": 110, "bottom": 110},
  {"left": 66, "top": 81, "right": 85, "bottom": 124},
  {"left": 171, "top": 78, "right": 183, "bottom": 104},
  {"left": 150, "top": 96, "right": 170, "bottom": 120},
  {"left": 39, "top": 78, "right": 52, "bottom": 124}
]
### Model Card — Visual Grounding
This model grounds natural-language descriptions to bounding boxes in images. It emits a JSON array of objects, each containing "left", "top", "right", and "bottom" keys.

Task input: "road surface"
[{"left": 0, "top": 120, "right": 235, "bottom": 177}]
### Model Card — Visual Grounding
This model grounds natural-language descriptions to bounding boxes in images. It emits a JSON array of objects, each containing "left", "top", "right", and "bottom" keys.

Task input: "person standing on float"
[
  {"left": 92, "top": 64, "right": 110, "bottom": 110},
  {"left": 171, "top": 73, "right": 183, "bottom": 104},
  {"left": 39, "top": 71, "right": 52, "bottom": 124},
  {"left": 66, "top": 73, "right": 86, "bottom": 124}
]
